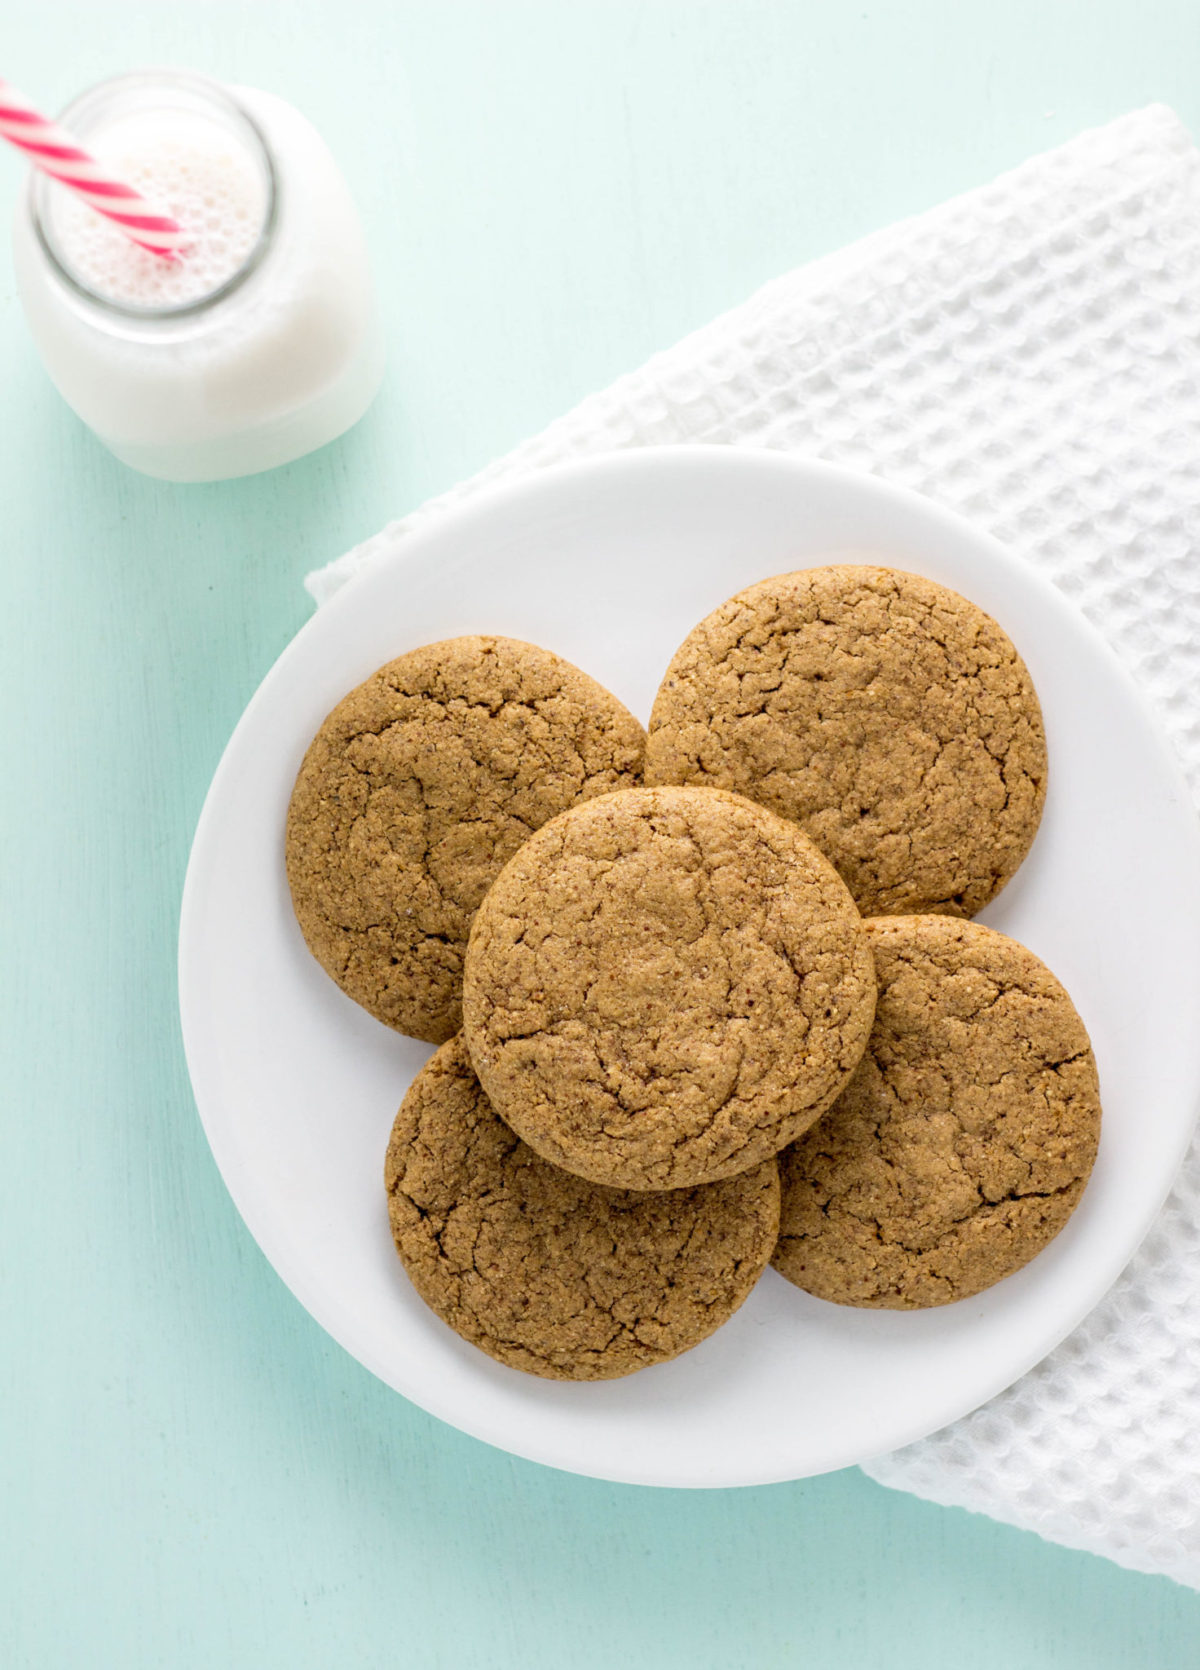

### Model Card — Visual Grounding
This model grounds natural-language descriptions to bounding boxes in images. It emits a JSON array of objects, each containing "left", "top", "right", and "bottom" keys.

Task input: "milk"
[
  {"left": 48, "top": 108, "right": 269, "bottom": 310},
  {"left": 12, "top": 73, "right": 384, "bottom": 481}
]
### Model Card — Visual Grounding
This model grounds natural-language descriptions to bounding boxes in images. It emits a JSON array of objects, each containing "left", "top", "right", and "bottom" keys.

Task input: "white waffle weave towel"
[{"left": 308, "top": 106, "right": 1200, "bottom": 1588}]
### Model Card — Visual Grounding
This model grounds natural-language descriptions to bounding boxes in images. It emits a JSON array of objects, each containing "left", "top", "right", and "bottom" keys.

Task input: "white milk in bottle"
[{"left": 12, "top": 71, "right": 384, "bottom": 481}]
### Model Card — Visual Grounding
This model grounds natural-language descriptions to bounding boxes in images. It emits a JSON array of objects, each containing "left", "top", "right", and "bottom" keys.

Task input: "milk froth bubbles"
[{"left": 12, "top": 72, "right": 384, "bottom": 481}]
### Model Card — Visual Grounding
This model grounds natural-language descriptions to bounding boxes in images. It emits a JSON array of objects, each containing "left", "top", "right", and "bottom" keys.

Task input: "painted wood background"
[{"left": 4, "top": 3, "right": 1200, "bottom": 1664}]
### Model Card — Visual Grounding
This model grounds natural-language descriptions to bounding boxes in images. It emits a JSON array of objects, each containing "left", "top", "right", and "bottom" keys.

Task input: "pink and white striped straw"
[{"left": 0, "top": 77, "right": 190, "bottom": 259}]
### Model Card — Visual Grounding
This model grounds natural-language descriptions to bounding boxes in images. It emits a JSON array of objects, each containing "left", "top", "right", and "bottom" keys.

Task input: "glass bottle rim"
[{"left": 31, "top": 68, "right": 279, "bottom": 322}]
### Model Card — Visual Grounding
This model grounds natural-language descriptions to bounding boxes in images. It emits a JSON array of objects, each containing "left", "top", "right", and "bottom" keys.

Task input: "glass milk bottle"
[{"left": 11, "top": 70, "right": 385, "bottom": 481}]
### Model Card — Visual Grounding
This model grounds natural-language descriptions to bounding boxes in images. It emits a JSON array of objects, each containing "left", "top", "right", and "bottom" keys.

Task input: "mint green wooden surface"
[{"left": 4, "top": 3, "right": 1200, "bottom": 1665}]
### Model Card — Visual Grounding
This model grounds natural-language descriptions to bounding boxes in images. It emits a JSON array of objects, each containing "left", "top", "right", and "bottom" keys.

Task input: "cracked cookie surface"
[
  {"left": 772, "top": 915, "right": 1101, "bottom": 1309},
  {"left": 385, "top": 1035, "right": 781, "bottom": 1379},
  {"left": 285, "top": 636, "right": 644, "bottom": 1044},
  {"left": 462, "top": 785, "right": 876, "bottom": 1190},
  {"left": 645, "top": 565, "right": 1047, "bottom": 917}
]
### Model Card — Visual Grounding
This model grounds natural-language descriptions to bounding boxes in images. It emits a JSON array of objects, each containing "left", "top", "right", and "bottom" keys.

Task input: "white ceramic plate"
[{"left": 179, "top": 446, "right": 1200, "bottom": 1488}]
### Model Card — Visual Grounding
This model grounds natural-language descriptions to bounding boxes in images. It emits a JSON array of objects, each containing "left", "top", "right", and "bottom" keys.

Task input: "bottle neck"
[{"left": 31, "top": 70, "right": 278, "bottom": 326}]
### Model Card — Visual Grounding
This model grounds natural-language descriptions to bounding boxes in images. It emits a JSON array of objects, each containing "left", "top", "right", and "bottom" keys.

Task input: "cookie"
[
  {"left": 772, "top": 915, "right": 1101, "bottom": 1309},
  {"left": 645, "top": 565, "right": 1047, "bottom": 917},
  {"left": 285, "top": 636, "right": 644, "bottom": 1044},
  {"left": 462, "top": 784, "right": 876, "bottom": 1191},
  {"left": 385, "top": 1035, "right": 781, "bottom": 1380}
]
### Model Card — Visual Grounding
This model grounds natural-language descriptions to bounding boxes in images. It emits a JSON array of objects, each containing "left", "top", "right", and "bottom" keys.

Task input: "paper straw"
[{"left": 0, "top": 77, "right": 190, "bottom": 259}]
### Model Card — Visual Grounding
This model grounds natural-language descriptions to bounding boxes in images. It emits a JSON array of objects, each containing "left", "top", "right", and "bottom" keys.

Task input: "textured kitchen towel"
[{"left": 308, "top": 106, "right": 1200, "bottom": 1588}]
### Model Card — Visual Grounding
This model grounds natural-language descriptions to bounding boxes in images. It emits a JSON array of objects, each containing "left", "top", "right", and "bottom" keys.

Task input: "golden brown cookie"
[
  {"left": 645, "top": 565, "right": 1047, "bottom": 917},
  {"left": 772, "top": 915, "right": 1101, "bottom": 1309},
  {"left": 385, "top": 1035, "right": 781, "bottom": 1380},
  {"left": 461, "top": 784, "right": 876, "bottom": 1191},
  {"left": 285, "top": 637, "right": 644, "bottom": 1044}
]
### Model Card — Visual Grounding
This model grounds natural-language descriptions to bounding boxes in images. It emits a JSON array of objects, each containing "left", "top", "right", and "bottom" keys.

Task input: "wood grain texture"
[{"left": 3, "top": 2, "right": 1200, "bottom": 1665}]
